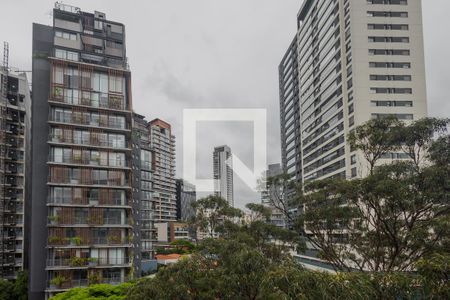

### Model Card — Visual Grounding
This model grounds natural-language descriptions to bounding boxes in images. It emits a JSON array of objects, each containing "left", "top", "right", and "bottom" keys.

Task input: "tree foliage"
[
  {"left": 49, "top": 283, "right": 132, "bottom": 300},
  {"left": 190, "top": 195, "right": 242, "bottom": 238},
  {"left": 0, "top": 272, "right": 28, "bottom": 300},
  {"left": 126, "top": 202, "right": 448, "bottom": 300},
  {"left": 268, "top": 117, "right": 450, "bottom": 272}
]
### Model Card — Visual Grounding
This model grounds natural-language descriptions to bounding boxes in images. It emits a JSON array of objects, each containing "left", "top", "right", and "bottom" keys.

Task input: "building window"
[
  {"left": 368, "top": 36, "right": 409, "bottom": 43},
  {"left": 351, "top": 155, "right": 356, "bottom": 165},
  {"left": 368, "top": 49, "right": 410, "bottom": 56},
  {"left": 367, "top": 0, "right": 407, "bottom": 4},
  {"left": 369, "top": 62, "right": 411, "bottom": 69},
  {"left": 55, "top": 30, "right": 77, "bottom": 41},
  {"left": 348, "top": 91, "right": 354, "bottom": 103},
  {"left": 371, "top": 113, "right": 413, "bottom": 120},
  {"left": 54, "top": 66, "right": 64, "bottom": 84},
  {"left": 109, "top": 75, "right": 123, "bottom": 93},
  {"left": 351, "top": 167, "right": 357, "bottom": 178},
  {"left": 371, "top": 100, "right": 413, "bottom": 107},
  {"left": 346, "top": 78, "right": 353, "bottom": 89},
  {"left": 370, "top": 75, "right": 411, "bottom": 81},
  {"left": 367, "top": 11, "right": 408, "bottom": 17},
  {"left": 368, "top": 24, "right": 409, "bottom": 30},
  {"left": 55, "top": 48, "right": 79, "bottom": 61},
  {"left": 369, "top": 87, "right": 412, "bottom": 94},
  {"left": 348, "top": 103, "right": 354, "bottom": 114}
]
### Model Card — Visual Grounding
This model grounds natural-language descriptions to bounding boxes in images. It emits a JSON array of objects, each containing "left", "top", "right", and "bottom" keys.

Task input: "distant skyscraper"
[
  {"left": 30, "top": 4, "right": 136, "bottom": 298},
  {"left": 149, "top": 119, "right": 177, "bottom": 222},
  {"left": 0, "top": 66, "right": 31, "bottom": 279},
  {"left": 132, "top": 115, "right": 176, "bottom": 250},
  {"left": 279, "top": 0, "right": 428, "bottom": 184},
  {"left": 213, "top": 145, "right": 233, "bottom": 207},
  {"left": 176, "top": 179, "right": 196, "bottom": 222}
]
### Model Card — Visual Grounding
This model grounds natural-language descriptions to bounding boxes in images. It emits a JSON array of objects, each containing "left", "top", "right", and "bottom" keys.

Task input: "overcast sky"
[{"left": 1, "top": 0, "right": 449, "bottom": 208}]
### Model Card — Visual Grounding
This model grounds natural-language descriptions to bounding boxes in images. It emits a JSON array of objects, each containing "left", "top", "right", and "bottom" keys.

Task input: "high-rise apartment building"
[
  {"left": 132, "top": 113, "right": 155, "bottom": 262},
  {"left": 29, "top": 4, "right": 137, "bottom": 298},
  {"left": 176, "top": 179, "right": 196, "bottom": 222},
  {"left": 279, "top": 0, "right": 427, "bottom": 184},
  {"left": 213, "top": 145, "right": 233, "bottom": 207},
  {"left": 0, "top": 66, "right": 31, "bottom": 279},
  {"left": 279, "top": 37, "right": 302, "bottom": 184},
  {"left": 149, "top": 119, "right": 176, "bottom": 223}
]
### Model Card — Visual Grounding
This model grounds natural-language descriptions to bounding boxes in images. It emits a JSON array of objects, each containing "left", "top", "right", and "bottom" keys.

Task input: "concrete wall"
[{"left": 29, "top": 23, "right": 53, "bottom": 300}]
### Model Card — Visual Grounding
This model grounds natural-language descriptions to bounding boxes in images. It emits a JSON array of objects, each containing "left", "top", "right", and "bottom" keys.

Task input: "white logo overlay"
[{"left": 183, "top": 109, "right": 267, "bottom": 193}]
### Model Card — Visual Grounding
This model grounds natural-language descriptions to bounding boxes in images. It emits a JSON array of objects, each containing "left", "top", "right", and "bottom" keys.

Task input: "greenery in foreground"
[
  {"left": 0, "top": 271, "right": 28, "bottom": 300},
  {"left": 50, "top": 227, "right": 449, "bottom": 300},
  {"left": 50, "top": 117, "right": 450, "bottom": 300}
]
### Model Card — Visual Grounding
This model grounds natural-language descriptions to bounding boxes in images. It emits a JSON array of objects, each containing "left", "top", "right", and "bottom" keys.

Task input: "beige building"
[{"left": 280, "top": 0, "right": 428, "bottom": 183}]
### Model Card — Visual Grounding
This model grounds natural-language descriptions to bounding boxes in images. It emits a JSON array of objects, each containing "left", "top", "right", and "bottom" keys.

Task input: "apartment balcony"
[
  {"left": 48, "top": 116, "right": 130, "bottom": 133},
  {"left": 46, "top": 274, "right": 131, "bottom": 292},
  {"left": 47, "top": 172, "right": 130, "bottom": 189},
  {"left": 0, "top": 256, "right": 16, "bottom": 266},
  {"left": 48, "top": 156, "right": 130, "bottom": 170},
  {"left": 49, "top": 87, "right": 130, "bottom": 113},
  {"left": 46, "top": 257, "right": 131, "bottom": 270},
  {"left": 47, "top": 236, "right": 131, "bottom": 248},
  {"left": 47, "top": 279, "right": 89, "bottom": 292},
  {"left": 0, "top": 244, "right": 16, "bottom": 252},
  {"left": 47, "top": 218, "right": 132, "bottom": 228},
  {"left": 47, "top": 197, "right": 130, "bottom": 209},
  {"left": 48, "top": 134, "right": 130, "bottom": 152}
]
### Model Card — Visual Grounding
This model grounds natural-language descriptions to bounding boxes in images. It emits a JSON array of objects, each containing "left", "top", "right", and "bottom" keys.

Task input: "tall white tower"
[{"left": 213, "top": 145, "right": 234, "bottom": 207}]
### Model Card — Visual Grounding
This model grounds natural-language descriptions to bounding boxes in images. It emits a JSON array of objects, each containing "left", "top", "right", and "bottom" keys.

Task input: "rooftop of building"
[
  {"left": 214, "top": 145, "right": 231, "bottom": 152},
  {"left": 53, "top": 2, "right": 124, "bottom": 27},
  {"left": 150, "top": 118, "right": 172, "bottom": 129}
]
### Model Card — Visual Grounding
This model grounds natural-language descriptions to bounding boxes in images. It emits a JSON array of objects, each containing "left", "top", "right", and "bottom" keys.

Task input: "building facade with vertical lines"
[
  {"left": 0, "top": 69, "right": 31, "bottom": 280},
  {"left": 29, "top": 3, "right": 137, "bottom": 299},
  {"left": 132, "top": 113, "right": 155, "bottom": 263},
  {"left": 149, "top": 119, "right": 177, "bottom": 223},
  {"left": 279, "top": 0, "right": 427, "bottom": 184},
  {"left": 213, "top": 145, "right": 234, "bottom": 207}
]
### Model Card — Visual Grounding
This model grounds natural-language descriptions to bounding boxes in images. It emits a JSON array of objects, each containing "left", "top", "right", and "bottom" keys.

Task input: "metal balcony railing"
[
  {"left": 50, "top": 88, "right": 128, "bottom": 111},
  {"left": 46, "top": 257, "right": 130, "bottom": 268},
  {"left": 49, "top": 115, "right": 128, "bottom": 131},
  {"left": 48, "top": 155, "right": 129, "bottom": 168},
  {"left": 48, "top": 133, "right": 128, "bottom": 150}
]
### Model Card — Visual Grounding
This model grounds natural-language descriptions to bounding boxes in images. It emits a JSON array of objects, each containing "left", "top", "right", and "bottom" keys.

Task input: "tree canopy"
[{"left": 267, "top": 117, "right": 450, "bottom": 272}]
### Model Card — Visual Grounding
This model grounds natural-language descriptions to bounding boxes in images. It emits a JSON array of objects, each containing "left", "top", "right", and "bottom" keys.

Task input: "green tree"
[
  {"left": 127, "top": 220, "right": 447, "bottom": 300},
  {"left": 49, "top": 283, "right": 131, "bottom": 300},
  {"left": 190, "top": 195, "right": 242, "bottom": 238},
  {"left": 268, "top": 117, "right": 450, "bottom": 272},
  {"left": 14, "top": 271, "right": 28, "bottom": 300},
  {"left": 0, "top": 272, "right": 28, "bottom": 300},
  {"left": 0, "top": 279, "right": 15, "bottom": 300}
]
